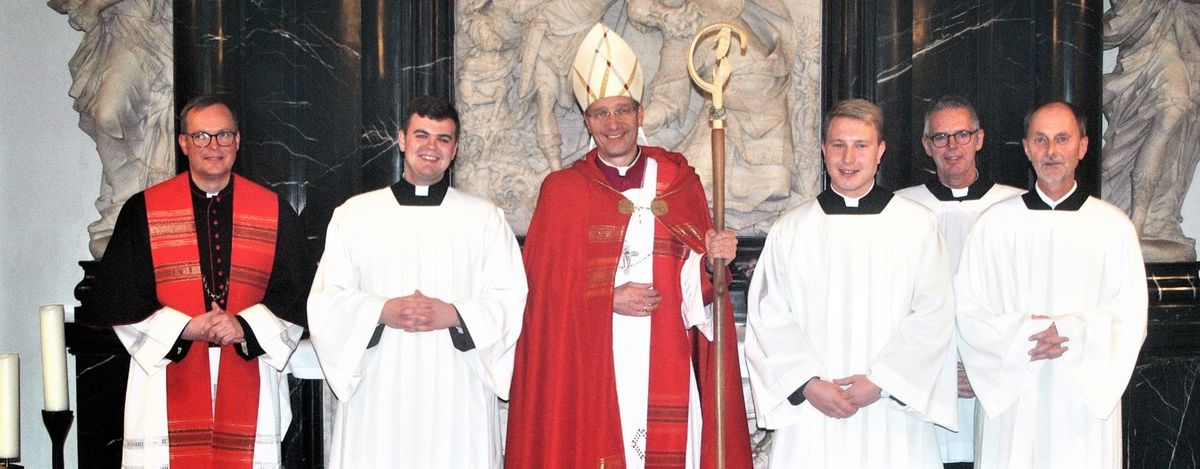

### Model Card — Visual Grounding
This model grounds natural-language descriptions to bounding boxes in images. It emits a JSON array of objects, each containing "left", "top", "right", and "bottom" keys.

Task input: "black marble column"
[
  {"left": 910, "top": 1, "right": 1040, "bottom": 189},
  {"left": 1124, "top": 262, "right": 1200, "bottom": 469},
  {"left": 359, "top": 0, "right": 456, "bottom": 192},
  {"left": 874, "top": 0, "right": 915, "bottom": 188},
  {"left": 1032, "top": 0, "right": 1104, "bottom": 197}
]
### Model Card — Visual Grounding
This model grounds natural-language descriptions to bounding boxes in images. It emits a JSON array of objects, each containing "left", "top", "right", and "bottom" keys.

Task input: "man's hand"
[
  {"left": 612, "top": 282, "right": 660, "bottom": 317},
  {"left": 957, "top": 362, "right": 975, "bottom": 398},
  {"left": 1028, "top": 315, "right": 1069, "bottom": 361},
  {"left": 181, "top": 303, "right": 244, "bottom": 345},
  {"left": 205, "top": 305, "right": 245, "bottom": 346},
  {"left": 834, "top": 374, "right": 881, "bottom": 408},
  {"left": 380, "top": 290, "right": 461, "bottom": 332},
  {"left": 704, "top": 229, "right": 738, "bottom": 267},
  {"left": 803, "top": 378, "right": 858, "bottom": 419},
  {"left": 181, "top": 311, "right": 216, "bottom": 342}
]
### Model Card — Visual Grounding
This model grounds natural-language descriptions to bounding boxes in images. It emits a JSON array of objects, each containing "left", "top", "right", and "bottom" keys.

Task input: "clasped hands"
[
  {"left": 803, "top": 375, "right": 883, "bottom": 419},
  {"left": 381, "top": 290, "right": 460, "bottom": 332},
  {"left": 181, "top": 302, "right": 244, "bottom": 346},
  {"left": 1028, "top": 315, "right": 1069, "bottom": 361}
]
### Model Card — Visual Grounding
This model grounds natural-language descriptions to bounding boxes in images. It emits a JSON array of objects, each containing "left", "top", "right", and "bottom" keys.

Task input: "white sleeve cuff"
[{"left": 114, "top": 306, "right": 192, "bottom": 375}]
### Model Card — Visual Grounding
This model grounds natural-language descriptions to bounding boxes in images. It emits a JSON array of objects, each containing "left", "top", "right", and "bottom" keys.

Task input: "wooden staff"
[{"left": 687, "top": 22, "right": 746, "bottom": 469}]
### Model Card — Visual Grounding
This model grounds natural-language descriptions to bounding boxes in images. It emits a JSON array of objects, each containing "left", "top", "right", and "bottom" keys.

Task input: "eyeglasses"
[
  {"left": 926, "top": 129, "right": 980, "bottom": 148},
  {"left": 185, "top": 130, "right": 237, "bottom": 148},
  {"left": 585, "top": 105, "right": 638, "bottom": 120}
]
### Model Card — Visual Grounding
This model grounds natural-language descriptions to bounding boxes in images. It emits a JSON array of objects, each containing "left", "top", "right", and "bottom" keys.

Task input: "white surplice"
[
  {"left": 115, "top": 304, "right": 303, "bottom": 469},
  {"left": 896, "top": 182, "right": 1024, "bottom": 462},
  {"left": 606, "top": 158, "right": 711, "bottom": 469},
  {"left": 955, "top": 192, "right": 1147, "bottom": 469},
  {"left": 746, "top": 191, "right": 958, "bottom": 469},
  {"left": 307, "top": 187, "right": 527, "bottom": 469}
]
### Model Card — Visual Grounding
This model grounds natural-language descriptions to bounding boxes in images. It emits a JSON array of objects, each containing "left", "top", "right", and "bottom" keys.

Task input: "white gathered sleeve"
[
  {"left": 866, "top": 221, "right": 959, "bottom": 430},
  {"left": 448, "top": 206, "right": 528, "bottom": 400},
  {"left": 745, "top": 222, "right": 826, "bottom": 430},
  {"left": 307, "top": 206, "right": 390, "bottom": 401},
  {"left": 955, "top": 200, "right": 1142, "bottom": 419},
  {"left": 679, "top": 250, "right": 713, "bottom": 340},
  {"left": 238, "top": 303, "right": 304, "bottom": 371},
  {"left": 114, "top": 306, "right": 192, "bottom": 375},
  {"left": 955, "top": 241, "right": 1054, "bottom": 418},
  {"left": 1025, "top": 226, "right": 1147, "bottom": 419}
]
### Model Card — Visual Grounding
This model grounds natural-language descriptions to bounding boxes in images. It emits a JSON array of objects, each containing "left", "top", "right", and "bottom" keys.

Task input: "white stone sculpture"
[
  {"left": 49, "top": 0, "right": 176, "bottom": 259},
  {"left": 1102, "top": 0, "right": 1200, "bottom": 262},
  {"left": 454, "top": 0, "right": 822, "bottom": 235}
]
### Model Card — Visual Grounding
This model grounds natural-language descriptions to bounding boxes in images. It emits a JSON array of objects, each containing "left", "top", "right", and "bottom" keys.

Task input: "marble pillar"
[{"left": 1123, "top": 262, "right": 1200, "bottom": 468}]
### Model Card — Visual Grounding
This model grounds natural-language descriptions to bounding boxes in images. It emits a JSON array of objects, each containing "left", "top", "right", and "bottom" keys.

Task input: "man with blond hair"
[{"left": 747, "top": 98, "right": 959, "bottom": 468}]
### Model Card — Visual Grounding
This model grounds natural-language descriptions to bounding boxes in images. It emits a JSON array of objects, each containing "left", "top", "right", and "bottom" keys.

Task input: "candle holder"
[
  {"left": 0, "top": 457, "right": 23, "bottom": 469},
  {"left": 42, "top": 410, "right": 73, "bottom": 469}
]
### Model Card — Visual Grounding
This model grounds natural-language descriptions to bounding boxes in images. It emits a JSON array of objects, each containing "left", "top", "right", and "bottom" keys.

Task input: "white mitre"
[{"left": 571, "top": 23, "right": 644, "bottom": 111}]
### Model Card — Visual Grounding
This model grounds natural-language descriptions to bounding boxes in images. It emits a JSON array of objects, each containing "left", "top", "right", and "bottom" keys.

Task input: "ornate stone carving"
[
  {"left": 455, "top": 0, "right": 822, "bottom": 234},
  {"left": 50, "top": 0, "right": 175, "bottom": 259},
  {"left": 1102, "top": 0, "right": 1200, "bottom": 262}
]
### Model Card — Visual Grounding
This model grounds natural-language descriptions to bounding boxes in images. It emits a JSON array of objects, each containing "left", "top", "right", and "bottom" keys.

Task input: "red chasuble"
[
  {"left": 143, "top": 174, "right": 278, "bottom": 469},
  {"left": 506, "top": 147, "right": 752, "bottom": 468}
]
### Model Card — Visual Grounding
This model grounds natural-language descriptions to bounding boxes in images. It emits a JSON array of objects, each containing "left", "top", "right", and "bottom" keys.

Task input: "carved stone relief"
[
  {"left": 1102, "top": 0, "right": 1200, "bottom": 262},
  {"left": 51, "top": 0, "right": 176, "bottom": 259},
  {"left": 455, "top": 0, "right": 822, "bottom": 234}
]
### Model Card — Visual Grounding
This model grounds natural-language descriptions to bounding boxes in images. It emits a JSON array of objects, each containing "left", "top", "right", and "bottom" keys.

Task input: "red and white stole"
[{"left": 144, "top": 173, "right": 278, "bottom": 469}]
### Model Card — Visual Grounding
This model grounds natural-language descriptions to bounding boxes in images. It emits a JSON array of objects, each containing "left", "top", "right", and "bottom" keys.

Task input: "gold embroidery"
[{"left": 588, "top": 224, "right": 625, "bottom": 243}]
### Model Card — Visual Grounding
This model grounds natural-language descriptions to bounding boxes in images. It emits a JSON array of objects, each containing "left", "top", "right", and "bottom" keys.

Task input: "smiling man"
[
  {"left": 308, "top": 96, "right": 527, "bottom": 468},
  {"left": 954, "top": 101, "right": 1147, "bottom": 469},
  {"left": 746, "top": 98, "right": 959, "bottom": 468},
  {"left": 896, "top": 95, "right": 1024, "bottom": 468},
  {"left": 85, "top": 94, "right": 310, "bottom": 468},
  {"left": 506, "top": 23, "right": 752, "bottom": 469}
]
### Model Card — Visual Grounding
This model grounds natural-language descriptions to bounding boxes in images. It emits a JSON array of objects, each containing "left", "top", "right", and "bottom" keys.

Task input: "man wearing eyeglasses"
[
  {"left": 895, "top": 95, "right": 1023, "bottom": 469},
  {"left": 85, "top": 94, "right": 310, "bottom": 468},
  {"left": 954, "top": 101, "right": 1147, "bottom": 469},
  {"left": 506, "top": 23, "right": 752, "bottom": 469}
]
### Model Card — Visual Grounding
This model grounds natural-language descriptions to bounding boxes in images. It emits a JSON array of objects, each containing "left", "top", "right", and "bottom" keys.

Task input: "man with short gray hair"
[{"left": 897, "top": 95, "right": 1023, "bottom": 468}]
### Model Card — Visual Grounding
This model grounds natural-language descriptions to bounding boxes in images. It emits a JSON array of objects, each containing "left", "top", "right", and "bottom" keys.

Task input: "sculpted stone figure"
[
  {"left": 50, "top": 0, "right": 176, "bottom": 259},
  {"left": 630, "top": 0, "right": 815, "bottom": 233},
  {"left": 1102, "top": 0, "right": 1200, "bottom": 261},
  {"left": 517, "top": 0, "right": 617, "bottom": 170}
]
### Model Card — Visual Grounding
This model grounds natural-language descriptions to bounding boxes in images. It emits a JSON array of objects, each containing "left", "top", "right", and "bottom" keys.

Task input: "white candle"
[
  {"left": 0, "top": 353, "right": 19, "bottom": 460},
  {"left": 39, "top": 304, "right": 69, "bottom": 412}
]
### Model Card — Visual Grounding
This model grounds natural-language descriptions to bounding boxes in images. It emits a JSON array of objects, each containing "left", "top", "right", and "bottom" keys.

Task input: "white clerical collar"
[
  {"left": 597, "top": 149, "right": 642, "bottom": 176},
  {"left": 1035, "top": 181, "right": 1078, "bottom": 208},
  {"left": 949, "top": 186, "right": 969, "bottom": 198},
  {"left": 415, "top": 185, "right": 430, "bottom": 196},
  {"left": 832, "top": 183, "right": 874, "bottom": 207}
]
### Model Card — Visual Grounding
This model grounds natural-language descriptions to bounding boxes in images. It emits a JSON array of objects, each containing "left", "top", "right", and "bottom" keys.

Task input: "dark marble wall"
[
  {"left": 824, "top": 0, "right": 1103, "bottom": 194},
  {"left": 174, "top": 0, "right": 454, "bottom": 250},
  {"left": 1124, "top": 262, "right": 1200, "bottom": 469}
]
